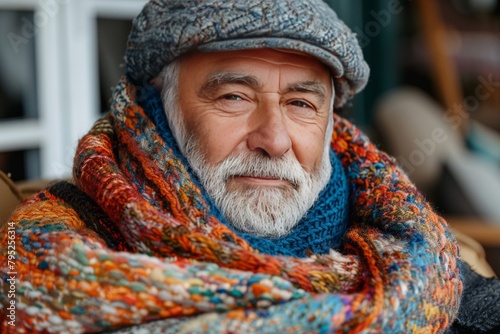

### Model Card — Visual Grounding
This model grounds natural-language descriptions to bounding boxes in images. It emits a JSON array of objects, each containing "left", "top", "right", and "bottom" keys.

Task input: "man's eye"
[
  {"left": 290, "top": 100, "right": 313, "bottom": 109},
  {"left": 221, "top": 94, "right": 243, "bottom": 101}
]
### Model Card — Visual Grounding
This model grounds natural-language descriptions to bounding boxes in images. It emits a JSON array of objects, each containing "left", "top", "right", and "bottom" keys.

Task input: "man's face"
[
  {"left": 170, "top": 49, "right": 334, "bottom": 237},
  {"left": 178, "top": 48, "right": 333, "bottom": 176}
]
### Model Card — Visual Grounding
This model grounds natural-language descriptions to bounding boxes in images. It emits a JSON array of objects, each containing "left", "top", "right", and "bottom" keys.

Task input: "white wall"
[{"left": 0, "top": 0, "right": 147, "bottom": 179}]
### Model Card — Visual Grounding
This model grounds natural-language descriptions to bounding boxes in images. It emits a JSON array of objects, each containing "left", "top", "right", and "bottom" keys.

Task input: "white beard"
[{"left": 184, "top": 139, "right": 332, "bottom": 238}]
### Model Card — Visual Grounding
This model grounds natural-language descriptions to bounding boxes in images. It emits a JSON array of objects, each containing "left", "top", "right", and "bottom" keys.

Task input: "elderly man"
[{"left": 1, "top": 0, "right": 499, "bottom": 333}]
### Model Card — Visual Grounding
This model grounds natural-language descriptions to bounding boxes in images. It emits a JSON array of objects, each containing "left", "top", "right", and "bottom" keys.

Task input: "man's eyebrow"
[
  {"left": 199, "top": 73, "right": 328, "bottom": 105},
  {"left": 199, "top": 72, "right": 261, "bottom": 96},
  {"left": 284, "top": 81, "right": 328, "bottom": 105}
]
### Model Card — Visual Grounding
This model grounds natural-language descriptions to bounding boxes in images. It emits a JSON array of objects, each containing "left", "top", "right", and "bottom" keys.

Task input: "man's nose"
[{"left": 246, "top": 102, "right": 292, "bottom": 158}]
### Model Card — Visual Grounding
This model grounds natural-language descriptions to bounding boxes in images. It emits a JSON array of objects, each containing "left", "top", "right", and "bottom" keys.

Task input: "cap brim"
[{"left": 197, "top": 37, "right": 345, "bottom": 79}]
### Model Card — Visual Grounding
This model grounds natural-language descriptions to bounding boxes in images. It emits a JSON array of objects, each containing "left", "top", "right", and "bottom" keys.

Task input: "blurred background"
[{"left": 0, "top": 0, "right": 499, "bottom": 272}]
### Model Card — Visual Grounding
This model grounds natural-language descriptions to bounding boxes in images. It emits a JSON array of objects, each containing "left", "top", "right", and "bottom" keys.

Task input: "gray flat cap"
[{"left": 126, "top": 0, "right": 369, "bottom": 107}]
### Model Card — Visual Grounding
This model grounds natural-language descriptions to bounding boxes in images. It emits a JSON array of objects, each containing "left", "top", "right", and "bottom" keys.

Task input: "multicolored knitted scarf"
[{"left": 1, "top": 77, "right": 462, "bottom": 333}]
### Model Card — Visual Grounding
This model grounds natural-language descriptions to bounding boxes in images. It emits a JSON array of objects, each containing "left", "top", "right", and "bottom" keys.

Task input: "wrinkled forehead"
[{"left": 178, "top": 48, "right": 334, "bottom": 94}]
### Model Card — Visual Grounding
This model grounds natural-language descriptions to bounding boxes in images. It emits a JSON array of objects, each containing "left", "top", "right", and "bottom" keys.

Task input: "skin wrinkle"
[
  {"left": 199, "top": 73, "right": 328, "bottom": 112},
  {"left": 286, "top": 81, "right": 327, "bottom": 107}
]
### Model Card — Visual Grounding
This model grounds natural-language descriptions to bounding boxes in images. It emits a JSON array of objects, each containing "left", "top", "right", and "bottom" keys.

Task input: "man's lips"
[{"left": 228, "top": 175, "right": 295, "bottom": 187}]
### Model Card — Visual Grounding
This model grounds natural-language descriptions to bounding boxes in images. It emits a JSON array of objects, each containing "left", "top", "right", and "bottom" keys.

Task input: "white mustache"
[{"left": 215, "top": 153, "right": 307, "bottom": 188}]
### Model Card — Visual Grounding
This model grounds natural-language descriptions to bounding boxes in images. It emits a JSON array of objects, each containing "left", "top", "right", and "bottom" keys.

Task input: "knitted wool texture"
[{"left": 0, "top": 78, "right": 462, "bottom": 333}]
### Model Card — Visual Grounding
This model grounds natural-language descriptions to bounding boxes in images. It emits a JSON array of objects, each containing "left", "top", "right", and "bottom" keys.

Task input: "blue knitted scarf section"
[{"left": 141, "top": 86, "right": 349, "bottom": 257}]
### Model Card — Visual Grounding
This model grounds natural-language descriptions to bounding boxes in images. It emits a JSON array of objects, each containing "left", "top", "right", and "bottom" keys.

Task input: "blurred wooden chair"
[
  {"left": 0, "top": 170, "right": 23, "bottom": 226},
  {"left": 0, "top": 170, "right": 52, "bottom": 227}
]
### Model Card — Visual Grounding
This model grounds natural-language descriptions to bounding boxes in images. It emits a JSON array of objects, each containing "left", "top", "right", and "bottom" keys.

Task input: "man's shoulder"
[{"left": 448, "top": 260, "right": 500, "bottom": 334}]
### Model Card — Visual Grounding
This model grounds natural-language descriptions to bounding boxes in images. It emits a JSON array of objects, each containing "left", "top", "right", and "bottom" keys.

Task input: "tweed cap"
[{"left": 126, "top": 0, "right": 369, "bottom": 107}]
